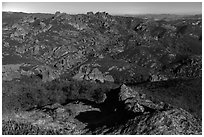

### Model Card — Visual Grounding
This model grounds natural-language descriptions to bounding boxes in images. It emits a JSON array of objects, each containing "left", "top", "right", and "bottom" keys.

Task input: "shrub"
[{"left": 3, "top": 77, "right": 115, "bottom": 113}]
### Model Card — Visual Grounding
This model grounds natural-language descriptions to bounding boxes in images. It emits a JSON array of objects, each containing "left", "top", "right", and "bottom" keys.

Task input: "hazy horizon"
[
  {"left": 2, "top": 2, "right": 202, "bottom": 15},
  {"left": 2, "top": 11, "right": 202, "bottom": 16}
]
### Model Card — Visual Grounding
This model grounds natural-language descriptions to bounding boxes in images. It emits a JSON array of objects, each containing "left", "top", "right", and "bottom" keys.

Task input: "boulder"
[{"left": 119, "top": 84, "right": 166, "bottom": 113}]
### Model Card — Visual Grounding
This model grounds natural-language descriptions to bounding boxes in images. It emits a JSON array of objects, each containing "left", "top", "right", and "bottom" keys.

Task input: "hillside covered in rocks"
[{"left": 2, "top": 11, "right": 202, "bottom": 135}]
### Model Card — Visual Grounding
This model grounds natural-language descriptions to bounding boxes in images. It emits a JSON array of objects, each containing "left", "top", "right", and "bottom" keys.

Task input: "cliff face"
[{"left": 2, "top": 11, "right": 202, "bottom": 135}]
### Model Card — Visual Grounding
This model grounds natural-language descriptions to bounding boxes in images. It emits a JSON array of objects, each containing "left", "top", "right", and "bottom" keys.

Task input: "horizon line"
[{"left": 2, "top": 10, "right": 202, "bottom": 16}]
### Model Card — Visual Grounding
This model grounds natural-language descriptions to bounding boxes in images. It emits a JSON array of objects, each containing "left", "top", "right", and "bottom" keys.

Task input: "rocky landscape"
[{"left": 2, "top": 11, "right": 202, "bottom": 135}]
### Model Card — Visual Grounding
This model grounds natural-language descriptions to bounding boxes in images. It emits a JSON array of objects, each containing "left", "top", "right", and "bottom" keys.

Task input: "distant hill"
[
  {"left": 121, "top": 14, "right": 202, "bottom": 21},
  {"left": 2, "top": 12, "right": 53, "bottom": 26}
]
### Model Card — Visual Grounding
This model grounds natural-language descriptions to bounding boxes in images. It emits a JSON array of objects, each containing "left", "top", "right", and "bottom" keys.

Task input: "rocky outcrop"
[
  {"left": 91, "top": 84, "right": 201, "bottom": 135},
  {"left": 119, "top": 84, "right": 166, "bottom": 113},
  {"left": 93, "top": 108, "right": 201, "bottom": 135},
  {"left": 2, "top": 82, "right": 202, "bottom": 135},
  {"left": 35, "top": 65, "right": 60, "bottom": 82},
  {"left": 3, "top": 11, "right": 201, "bottom": 83},
  {"left": 3, "top": 101, "right": 101, "bottom": 135},
  {"left": 73, "top": 65, "right": 114, "bottom": 83}
]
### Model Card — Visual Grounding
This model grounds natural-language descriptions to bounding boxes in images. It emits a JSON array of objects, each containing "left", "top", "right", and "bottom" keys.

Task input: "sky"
[{"left": 2, "top": 2, "right": 202, "bottom": 15}]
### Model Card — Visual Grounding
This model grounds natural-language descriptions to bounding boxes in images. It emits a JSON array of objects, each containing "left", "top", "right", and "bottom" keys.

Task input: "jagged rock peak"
[
  {"left": 55, "top": 11, "right": 61, "bottom": 16},
  {"left": 87, "top": 11, "right": 94, "bottom": 15}
]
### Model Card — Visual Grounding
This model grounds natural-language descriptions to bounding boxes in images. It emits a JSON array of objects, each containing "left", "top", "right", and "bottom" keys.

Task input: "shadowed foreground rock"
[
  {"left": 92, "top": 84, "right": 201, "bottom": 135},
  {"left": 2, "top": 84, "right": 201, "bottom": 135},
  {"left": 93, "top": 108, "right": 201, "bottom": 135}
]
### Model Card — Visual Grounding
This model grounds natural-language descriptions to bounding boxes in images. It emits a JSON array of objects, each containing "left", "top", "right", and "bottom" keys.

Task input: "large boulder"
[{"left": 119, "top": 84, "right": 166, "bottom": 113}]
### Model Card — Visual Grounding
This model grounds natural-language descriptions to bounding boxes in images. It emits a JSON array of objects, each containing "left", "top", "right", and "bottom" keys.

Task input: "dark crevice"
[{"left": 75, "top": 87, "right": 138, "bottom": 131}]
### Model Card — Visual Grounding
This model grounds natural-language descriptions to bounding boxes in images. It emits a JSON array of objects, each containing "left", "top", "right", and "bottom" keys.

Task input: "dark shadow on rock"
[{"left": 75, "top": 87, "right": 137, "bottom": 131}]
